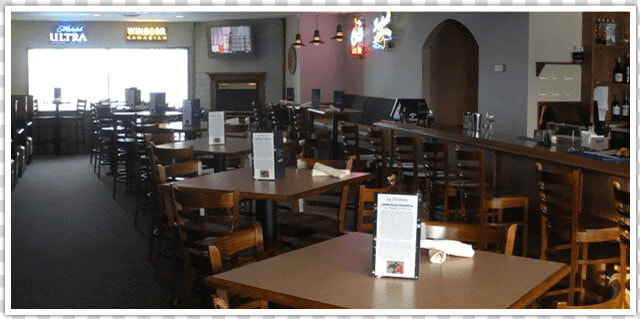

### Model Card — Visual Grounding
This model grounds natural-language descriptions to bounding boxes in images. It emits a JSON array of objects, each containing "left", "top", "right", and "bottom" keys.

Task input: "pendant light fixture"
[
  {"left": 331, "top": 14, "right": 345, "bottom": 42},
  {"left": 309, "top": 14, "right": 325, "bottom": 46},
  {"left": 292, "top": 33, "right": 305, "bottom": 48}
]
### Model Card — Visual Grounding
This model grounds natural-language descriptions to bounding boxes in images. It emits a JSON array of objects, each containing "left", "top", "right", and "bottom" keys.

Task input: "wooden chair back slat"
[{"left": 423, "top": 221, "right": 517, "bottom": 255}]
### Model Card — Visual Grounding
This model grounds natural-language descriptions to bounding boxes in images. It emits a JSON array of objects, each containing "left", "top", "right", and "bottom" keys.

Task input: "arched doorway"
[{"left": 422, "top": 19, "right": 478, "bottom": 126}]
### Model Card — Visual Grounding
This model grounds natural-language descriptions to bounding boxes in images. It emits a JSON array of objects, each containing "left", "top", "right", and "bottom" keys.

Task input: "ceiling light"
[
  {"left": 93, "top": 14, "right": 102, "bottom": 17},
  {"left": 308, "top": 14, "right": 324, "bottom": 46},
  {"left": 292, "top": 33, "right": 305, "bottom": 49},
  {"left": 176, "top": 15, "right": 184, "bottom": 18},
  {"left": 331, "top": 14, "right": 344, "bottom": 42}
]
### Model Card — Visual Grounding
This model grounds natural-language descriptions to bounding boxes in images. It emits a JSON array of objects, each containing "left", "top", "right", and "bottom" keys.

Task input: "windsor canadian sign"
[
  {"left": 49, "top": 24, "right": 87, "bottom": 44},
  {"left": 126, "top": 26, "right": 168, "bottom": 41}
]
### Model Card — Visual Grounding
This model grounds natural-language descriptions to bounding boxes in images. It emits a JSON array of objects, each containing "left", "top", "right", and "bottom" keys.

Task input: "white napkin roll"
[
  {"left": 420, "top": 239, "right": 475, "bottom": 258},
  {"left": 311, "top": 162, "right": 350, "bottom": 179},
  {"left": 428, "top": 250, "right": 447, "bottom": 263}
]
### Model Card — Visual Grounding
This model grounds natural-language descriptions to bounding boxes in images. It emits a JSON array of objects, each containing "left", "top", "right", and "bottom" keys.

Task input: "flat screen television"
[{"left": 208, "top": 25, "right": 253, "bottom": 56}]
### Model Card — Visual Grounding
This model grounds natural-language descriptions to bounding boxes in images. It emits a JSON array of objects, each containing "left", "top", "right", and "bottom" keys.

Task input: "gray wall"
[
  {"left": 341, "top": 12, "right": 529, "bottom": 137},
  {"left": 194, "top": 18, "right": 284, "bottom": 111},
  {"left": 11, "top": 20, "right": 194, "bottom": 95}
]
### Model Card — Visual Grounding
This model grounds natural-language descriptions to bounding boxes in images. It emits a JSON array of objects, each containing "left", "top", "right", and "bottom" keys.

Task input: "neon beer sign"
[
  {"left": 50, "top": 24, "right": 87, "bottom": 44},
  {"left": 350, "top": 17, "right": 367, "bottom": 58},
  {"left": 372, "top": 11, "right": 393, "bottom": 50}
]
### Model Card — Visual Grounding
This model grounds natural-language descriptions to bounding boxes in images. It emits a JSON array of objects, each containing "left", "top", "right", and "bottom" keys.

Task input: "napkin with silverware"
[
  {"left": 421, "top": 239, "right": 475, "bottom": 263},
  {"left": 311, "top": 162, "right": 350, "bottom": 179}
]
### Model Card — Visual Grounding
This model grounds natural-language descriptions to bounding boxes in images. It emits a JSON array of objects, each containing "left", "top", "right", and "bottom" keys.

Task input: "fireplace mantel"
[{"left": 207, "top": 72, "right": 266, "bottom": 113}]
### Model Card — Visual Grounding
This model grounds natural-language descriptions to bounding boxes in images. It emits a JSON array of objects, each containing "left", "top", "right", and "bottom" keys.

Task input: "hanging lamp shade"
[
  {"left": 331, "top": 24, "right": 345, "bottom": 42},
  {"left": 309, "top": 29, "right": 325, "bottom": 45},
  {"left": 292, "top": 33, "right": 305, "bottom": 48}
]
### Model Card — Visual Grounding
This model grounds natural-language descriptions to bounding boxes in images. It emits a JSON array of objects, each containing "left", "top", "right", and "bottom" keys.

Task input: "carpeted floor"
[{"left": 11, "top": 154, "right": 172, "bottom": 308}]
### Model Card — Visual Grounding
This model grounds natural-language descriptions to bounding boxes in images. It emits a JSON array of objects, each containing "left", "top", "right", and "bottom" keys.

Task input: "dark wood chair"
[
  {"left": 61, "top": 98, "right": 87, "bottom": 153},
  {"left": 276, "top": 157, "right": 354, "bottom": 245},
  {"left": 168, "top": 185, "right": 243, "bottom": 302},
  {"left": 612, "top": 180, "right": 630, "bottom": 308},
  {"left": 355, "top": 174, "right": 397, "bottom": 233},
  {"left": 338, "top": 121, "right": 367, "bottom": 171},
  {"left": 536, "top": 162, "right": 619, "bottom": 305},
  {"left": 422, "top": 139, "right": 460, "bottom": 221},
  {"left": 292, "top": 107, "right": 330, "bottom": 158},
  {"left": 455, "top": 145, "right": 529, "bottom": 254},
  {"left": 369, "top": 126, "right": 391, "bottom": 187},
  {"left": 422, "top": 221, "right": 517, "bottom": 255},
  {"left": 208, "top": 223, "right": 269, "bottom": 309},
  {"left": 392, "top": 132, "right": 424, "bottom": 193},
  {"left": 556, "top": 273, "right": 624, "bottom": 309},
  {"left": 151, "top": 144, "right": 194, "bottom": 168}
]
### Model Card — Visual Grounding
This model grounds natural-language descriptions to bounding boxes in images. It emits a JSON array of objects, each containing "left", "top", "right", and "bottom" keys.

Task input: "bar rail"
[{"left": 374, "top": 121, "right": 629, "bottom": 178}]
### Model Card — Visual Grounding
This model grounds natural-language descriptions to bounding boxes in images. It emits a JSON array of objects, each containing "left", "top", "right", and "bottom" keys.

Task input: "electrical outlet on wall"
[{"left": 494, "top": 64, "right": 506, "bottom": 72}]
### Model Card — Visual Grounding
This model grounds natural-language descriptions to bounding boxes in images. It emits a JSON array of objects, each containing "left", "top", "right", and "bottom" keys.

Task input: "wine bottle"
[
  {"left": 613, "top": 57, "right": 624, "bottom": 83},
  {"left": 622, "top": 93, "right": 630, "bottom": 121},
  {"left": 611, "top": 95, "right": 621, "bottom": 122},
  {"left": 606, "top": 18, "right": 617, "bottom": 45},
  {"left": 595, "top": 18, "right": 605, "bottom": 44},
  {"left": 625, "top": 54, "right": 630, "bottom": 84}
]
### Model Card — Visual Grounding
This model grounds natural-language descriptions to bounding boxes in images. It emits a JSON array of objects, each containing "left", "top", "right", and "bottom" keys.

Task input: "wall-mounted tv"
[{"left": 209, "top": 25, "right": 253, "bottom": 56}]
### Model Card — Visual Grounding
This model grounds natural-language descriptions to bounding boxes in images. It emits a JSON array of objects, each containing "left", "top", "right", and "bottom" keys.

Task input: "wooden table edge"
[
  {"left": 507, "top": 264, "right": 572, "bottom": 309},
  {"left": 206, "top": 275, "right": 344, "bottom": 309}
]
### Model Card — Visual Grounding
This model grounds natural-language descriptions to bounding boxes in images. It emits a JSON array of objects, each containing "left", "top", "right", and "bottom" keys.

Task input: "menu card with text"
[
  {"left": 372, "top": 193, "right": 421, "bottom": 279},
  {"left": 208, "top": 111, "right": 225, "bottom": 145},
  {"left": 252, "top": 131, "right": 285, "bottom": 180}
]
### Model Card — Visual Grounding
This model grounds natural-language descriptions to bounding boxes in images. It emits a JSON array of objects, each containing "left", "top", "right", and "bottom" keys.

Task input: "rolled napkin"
[
  {"left": 311, "top": 162, "right": 350, "bottom": 179},
  {"left": 420, "top": 239, "right": 475, "bottom": 258},
  {"left": 428, "top": 249, "right": 447, "bottom": 264}
]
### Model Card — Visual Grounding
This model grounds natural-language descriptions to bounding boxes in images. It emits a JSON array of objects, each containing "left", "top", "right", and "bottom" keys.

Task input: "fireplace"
[{"left": 207, "top": 72, "right": 266, "bottom": 116}]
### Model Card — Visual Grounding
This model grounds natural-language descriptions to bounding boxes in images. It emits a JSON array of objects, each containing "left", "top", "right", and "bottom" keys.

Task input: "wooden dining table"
[
  {"left": 155, "top": 136, "right": 251, "bottom": 172},
  {"left": 157, "top": 121, "right": 208, "bottom": 140},
  {"left": 169, "top": 167, "right": 371, "bottom": 242},
  {"left": 206, "top": 232, "right": 571, "bottom": 309}
]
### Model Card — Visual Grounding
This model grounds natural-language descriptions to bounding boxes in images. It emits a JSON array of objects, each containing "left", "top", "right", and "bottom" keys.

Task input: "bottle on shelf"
[
  {"left": 613, "top": 57, "right": 624, "bottom": 83},
  {"left": 595, "top": 18, "right": 605, "bottom": 44},
  {"left": 606, "top": 18, "right": 617, "bottom": 45},
  {"left": 611, "top": 95, "right": 621, "bottom": 122},
  {"left": 625, "top": 54, "right": 630, "bottom": 84},
  {"left": 622, "top": 93, "right": 630, "bottom": 122}
]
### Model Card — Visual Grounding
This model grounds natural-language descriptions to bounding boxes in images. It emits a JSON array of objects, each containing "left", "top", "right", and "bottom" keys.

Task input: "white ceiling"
[{"left": 11, "top": 11, "right": 300, "bottom": 23}]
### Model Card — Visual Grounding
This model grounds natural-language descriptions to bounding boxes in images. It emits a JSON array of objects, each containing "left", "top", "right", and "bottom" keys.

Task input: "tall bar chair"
[
  {"left": 612, "top": 180, "right": 630, "bottom": 307},
  {"left": 338, "top": 121, "right": 368, "bottom": 171},
  {"left": 368, "top": 126, "right": 390, "bottom": 187},
  {"left": 535, "top": 162, "right": 619, "bottom": 305},
  {"left": 392, "top": 132, "right": 423, "bottom": 194},
  {"left": 61, "top": 98, "right": 86, "bottom": 153},
  {"left": 455, "top": 145, "right": 529, "bottom": 253},
  {"left": 422, "top": 139, "right": 460, "bottom": 221}
]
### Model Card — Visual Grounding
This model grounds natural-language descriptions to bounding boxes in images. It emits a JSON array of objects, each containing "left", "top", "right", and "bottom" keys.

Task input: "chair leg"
[{"left": 569, "top": 244, "right": 578, "bottom": 305}]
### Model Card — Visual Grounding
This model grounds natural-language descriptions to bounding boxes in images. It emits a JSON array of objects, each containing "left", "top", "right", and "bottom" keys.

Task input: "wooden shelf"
[
  {"left": 535, "top": 61, "right": 580, "bottom": 77},
  {"left": 593, "top": 82, "right": 630, "bottom": 87},
  {"left": 593, "top": 43, "right": 630, "bottom": 49}
]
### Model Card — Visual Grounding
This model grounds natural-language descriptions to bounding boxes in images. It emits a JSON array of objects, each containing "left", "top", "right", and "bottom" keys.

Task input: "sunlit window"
[{"left": 28, "top": 48, "right": 188, "bottom": 111}]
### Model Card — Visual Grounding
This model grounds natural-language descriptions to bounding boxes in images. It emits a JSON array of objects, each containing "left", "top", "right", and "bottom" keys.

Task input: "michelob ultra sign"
[{"left": 50, "top": 24, "right": 87, "bottom": 44}]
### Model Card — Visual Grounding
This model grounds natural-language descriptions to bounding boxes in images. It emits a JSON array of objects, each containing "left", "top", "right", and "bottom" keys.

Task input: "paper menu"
[
  {"left": 372, "top": 193, "right": 421, "bottom": 279},
  {"left": 208, "top": 111, "right": 225, "bottom": 145},
  {"left": 252, "top": 132, "right": 276, "bottom": 180},
  {"left": 593, "top": 86, "right": 609, "bottom": 121}
]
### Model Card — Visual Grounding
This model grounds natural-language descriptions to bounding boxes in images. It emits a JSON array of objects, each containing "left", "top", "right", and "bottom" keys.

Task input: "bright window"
[{"left": 28, "top": 48, "right": 188, "bottom": 111}]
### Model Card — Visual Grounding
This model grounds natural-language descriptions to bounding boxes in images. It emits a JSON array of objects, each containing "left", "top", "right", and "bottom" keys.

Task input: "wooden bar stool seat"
[
  {"left": 536, "top": 162, "right": 620, "bottom": 306},
  {"left": 455, "top": 145, "right": 529, "bottom": 255}
]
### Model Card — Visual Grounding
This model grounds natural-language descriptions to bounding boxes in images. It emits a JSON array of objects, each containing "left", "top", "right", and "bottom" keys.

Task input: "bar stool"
[
  {"left": 61, "top": 98, "right": 87, "bottom": 153},
  {"left": 455, "top": 145, "right": 529, "bottom": 253},
  {"left": 422, "top": 139, "right": 460, "bottom": 221},
  {"left": 535, "top": 162, "right": 619, "bottom": 305},
  {"left": 33, "top": 99, "right": 55, "bottom": 154},
  {"left": 368, "top": 126, "right": 390, "bottom": 187},
  {"left": 392, "top": 132, "right": 423, "bottom": 194},
  {"left": 612, "top": 180, "right": 630, "bottom": 307}
]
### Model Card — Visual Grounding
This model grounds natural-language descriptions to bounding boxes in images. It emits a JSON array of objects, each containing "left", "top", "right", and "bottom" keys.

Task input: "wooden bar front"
[{"left": 374, "top": 121, "right": 630, "bottom": 257}]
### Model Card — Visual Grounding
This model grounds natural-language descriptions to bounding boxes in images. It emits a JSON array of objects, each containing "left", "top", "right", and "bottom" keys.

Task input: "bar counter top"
[{"left": 374, "top": 121, "right": 630, "bottom": 178}]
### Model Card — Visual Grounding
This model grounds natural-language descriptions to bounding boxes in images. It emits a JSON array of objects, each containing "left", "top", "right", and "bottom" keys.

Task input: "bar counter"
[{"left": 374, "top": 121, "right": 630, "bottom": 178}]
